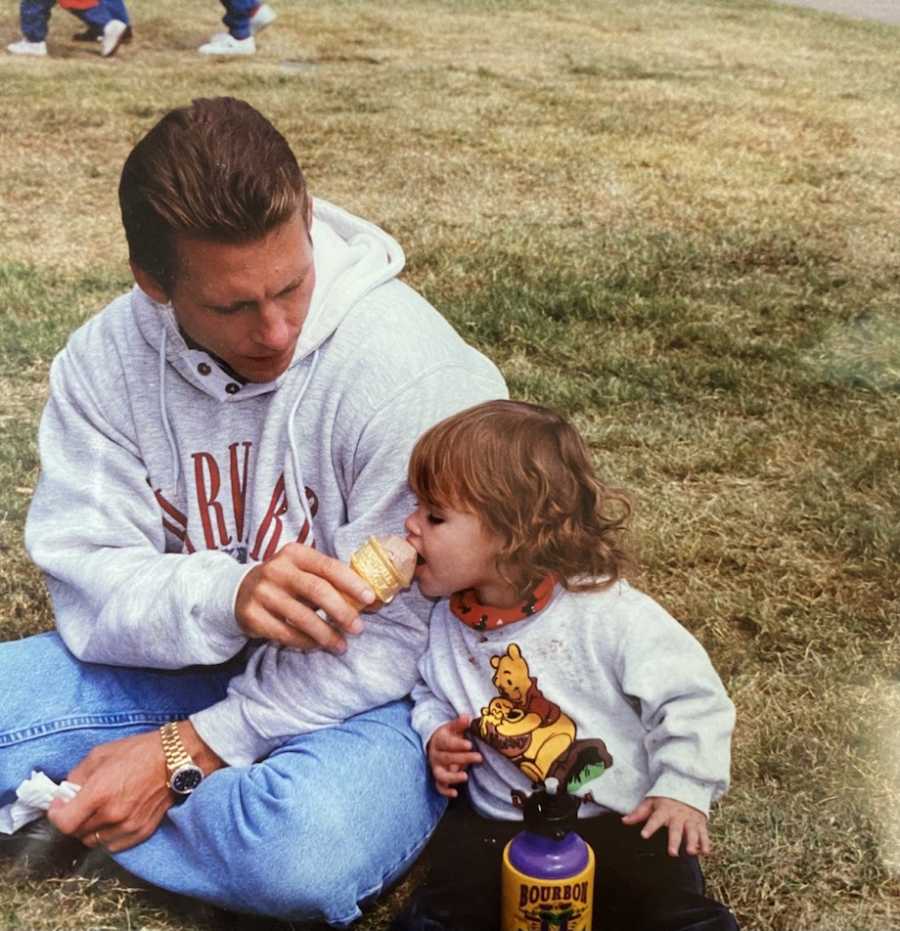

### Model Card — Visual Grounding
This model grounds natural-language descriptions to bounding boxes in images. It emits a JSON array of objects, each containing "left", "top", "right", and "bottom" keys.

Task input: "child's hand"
[
  {"left": 622, "top": 796, "right": 711, "bottom": 857},
  {"left": 427, "top": 714, "right": 483, "bottom": 799}
]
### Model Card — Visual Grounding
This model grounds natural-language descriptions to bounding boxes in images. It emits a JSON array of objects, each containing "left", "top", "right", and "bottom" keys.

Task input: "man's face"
[{"left": 158, "top": 210, "right": 315, "bottom": 383}]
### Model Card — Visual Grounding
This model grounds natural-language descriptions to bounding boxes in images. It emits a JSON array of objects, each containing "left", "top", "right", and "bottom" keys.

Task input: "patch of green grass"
[
  {"left": 417, "top": 225, "right": 893, "bottom": 425},
  {"left": 0, "top": 264, "right": 131, "bottom": 372},
  {"left": 0, "top": 417, "right": 40, "bottom": 526}
]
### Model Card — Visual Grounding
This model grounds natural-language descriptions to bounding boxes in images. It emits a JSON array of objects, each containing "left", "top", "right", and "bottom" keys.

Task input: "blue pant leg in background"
[
  {"left": 220, "top": 0, "right": 258, "bottom": 40},
  {"left": 67, "top": 0, "right": 129, "bottom": 36},
  {"left": 20, "top": 0, "right": 54, "bottom": 42},
  {"left": 102, "top": 0, "right": 129, "bottom": 25},
  {"left": 70, "top": 3, "right": 115, "bottom": 33}
]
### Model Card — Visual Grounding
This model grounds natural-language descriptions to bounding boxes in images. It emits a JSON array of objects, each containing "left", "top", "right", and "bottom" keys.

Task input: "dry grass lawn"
[{"left": 1, "top": 0, "right": 899, "bottom": 929}]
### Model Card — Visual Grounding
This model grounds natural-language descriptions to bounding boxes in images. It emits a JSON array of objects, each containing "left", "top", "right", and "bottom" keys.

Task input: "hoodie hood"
[{"left": 132, "top": 196, "right": 406, "bottom": 402}]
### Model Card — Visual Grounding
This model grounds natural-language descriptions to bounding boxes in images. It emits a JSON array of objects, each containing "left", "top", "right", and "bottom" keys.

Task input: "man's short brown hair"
[{"left": 119, "top": 97, "right": 309, "bottom": 292}]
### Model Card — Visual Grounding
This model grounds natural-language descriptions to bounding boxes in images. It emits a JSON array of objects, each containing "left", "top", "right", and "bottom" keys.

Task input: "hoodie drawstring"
[
  {"left": 158, "top": 327, "right": 181, "bottom": 488},
  {"left": 286, "top": 349, "right": 320, "bottom": 547}
]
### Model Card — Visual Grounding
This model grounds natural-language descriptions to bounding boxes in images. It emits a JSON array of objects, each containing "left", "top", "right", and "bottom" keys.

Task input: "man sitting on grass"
[{"left": 0, "top": 96, "right": 506, "bottom": 926}]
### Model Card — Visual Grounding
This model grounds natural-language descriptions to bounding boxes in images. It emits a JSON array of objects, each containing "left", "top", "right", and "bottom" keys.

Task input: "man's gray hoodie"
[{"left": 25, "top": 199, "right": 507, "bottom": 766}]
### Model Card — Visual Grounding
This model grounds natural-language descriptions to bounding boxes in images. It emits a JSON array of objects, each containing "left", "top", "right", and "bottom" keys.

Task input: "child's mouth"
[{"left": 416, "top": 554, "right": 426, "bottom": 567}]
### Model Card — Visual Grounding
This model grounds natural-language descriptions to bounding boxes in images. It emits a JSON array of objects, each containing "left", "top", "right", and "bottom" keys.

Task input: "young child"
[
  {"left": 395, "top": 399, "right": 739, "bottom": 931},
  {"left": 6, "top": 0, "right": 130, "bottom": 57}
]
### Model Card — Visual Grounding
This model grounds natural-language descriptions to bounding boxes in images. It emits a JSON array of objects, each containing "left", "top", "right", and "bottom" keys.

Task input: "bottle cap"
[{"left": 522, "top": 778, "right": 581, "bottom": 839}]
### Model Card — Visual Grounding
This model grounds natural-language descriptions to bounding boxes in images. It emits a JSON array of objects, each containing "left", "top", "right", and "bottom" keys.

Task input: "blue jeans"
[
  {"left": 220, "top": 0, "right": 258, "bottom": 39},
  {"left": 0, "top": 632, "right": 445, "bottom": 925},
  {"left": 19, "top": 0, "right": 129, "bottom": 42},
  {"left": 104, "top": 0, "right": 128, "bottom": 23}
]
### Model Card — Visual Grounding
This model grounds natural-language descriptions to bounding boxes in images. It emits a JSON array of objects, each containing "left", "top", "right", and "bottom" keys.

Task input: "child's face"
[{"left": 405, "top": 502, "right": 513, "bottom": 605}]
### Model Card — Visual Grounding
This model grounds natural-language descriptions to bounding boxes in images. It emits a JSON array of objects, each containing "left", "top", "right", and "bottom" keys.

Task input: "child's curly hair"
[{"left": 408, "top": 400, "right": 633, "bottom": 597}]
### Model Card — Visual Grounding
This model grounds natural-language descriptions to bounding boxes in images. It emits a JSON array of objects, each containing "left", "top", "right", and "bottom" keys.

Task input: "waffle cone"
[{"left": 344, "top": 535, "right": 416, "bottom": 612}]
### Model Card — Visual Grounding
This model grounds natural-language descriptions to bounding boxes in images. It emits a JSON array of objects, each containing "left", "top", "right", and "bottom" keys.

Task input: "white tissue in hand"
[
  {"left": 0, "top": 770, "right": 81, "bottom": 834},
  {"left": 16, "top": 770, "right": 79, "bottom": 807}
]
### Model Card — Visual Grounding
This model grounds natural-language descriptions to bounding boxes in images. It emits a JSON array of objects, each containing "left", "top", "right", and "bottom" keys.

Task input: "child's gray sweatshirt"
[
  {"left": 25, "top": 198, "right": 506, "bottom": 766},
  {"left": 412, "top": 582, "right": 735, "bottom": 820}
]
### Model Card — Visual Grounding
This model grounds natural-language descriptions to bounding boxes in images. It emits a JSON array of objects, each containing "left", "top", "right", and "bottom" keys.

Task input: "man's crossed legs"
[{"left": 0, "top": 632, "right": 444, "bottom": 926}]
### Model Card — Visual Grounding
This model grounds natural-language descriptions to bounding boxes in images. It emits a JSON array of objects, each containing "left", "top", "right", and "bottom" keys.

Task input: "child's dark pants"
[{"left": 392, "top": 794, "right": 739, "bottom": 931}]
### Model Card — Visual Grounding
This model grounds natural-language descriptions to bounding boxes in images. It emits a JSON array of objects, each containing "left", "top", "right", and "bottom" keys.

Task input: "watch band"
[{"left": 160, "top": 721, "right": 204, "bottom": 795}]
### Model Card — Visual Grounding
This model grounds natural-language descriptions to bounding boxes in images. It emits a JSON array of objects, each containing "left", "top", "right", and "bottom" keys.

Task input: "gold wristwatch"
[{"left": 160, "top": 721, "right": 204, "bottom": 795}]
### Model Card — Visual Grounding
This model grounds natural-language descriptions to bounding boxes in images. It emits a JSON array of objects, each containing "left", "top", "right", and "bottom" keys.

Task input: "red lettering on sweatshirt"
[
  {"left": 157, "top": 447, "right": 317, "bottom": 560},
  {"left": 193, "top": 452, "right": 232, "bottom": 549},
  {"left": 250, "top": 479, "right": 320, "bottom": 560},
  {"left": 154, "top": 489, "right": 196, "bottom": 554},
  {"left": 229, "top": 441, "right": 252, "bottom": 542},
  {"left": 250, "top": 474, "right": 288, "bottom": 561}
]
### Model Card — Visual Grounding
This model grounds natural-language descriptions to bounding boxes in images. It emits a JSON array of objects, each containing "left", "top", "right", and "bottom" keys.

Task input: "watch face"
[{"left": 171, "top": 764, "right": 203, "bottom": 795}]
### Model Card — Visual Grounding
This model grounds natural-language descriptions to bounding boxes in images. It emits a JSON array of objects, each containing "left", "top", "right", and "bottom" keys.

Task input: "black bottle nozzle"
[{"left": 516, "top": 777, "right": 581, "bottom": 840}]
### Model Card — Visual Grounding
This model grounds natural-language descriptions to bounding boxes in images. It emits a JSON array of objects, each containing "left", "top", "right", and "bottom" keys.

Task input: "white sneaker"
[
  {"left": 206, "top": 5, "right": 277, "bottom": 45},
  {"left": 101, "top": 19, "right": 127, "bottom": 57},
  {"left": 249, "top": 3, "right": 277, "bottom": 34},
  {"left": 6, "top": 38, "right": 47, "bottom": 56},
  {"left": 198, "top": 33, "right": 256, "bottom": 55}
]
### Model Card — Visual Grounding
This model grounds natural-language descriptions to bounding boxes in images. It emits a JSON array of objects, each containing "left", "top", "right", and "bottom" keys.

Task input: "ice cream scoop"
[{"left": 345, "top": 535, "right": 417, "bottom": 612}]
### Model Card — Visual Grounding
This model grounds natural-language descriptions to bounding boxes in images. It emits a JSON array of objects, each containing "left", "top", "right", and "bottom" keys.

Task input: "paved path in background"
[{"left": 775, "top": 0, "right": 900, "bottom": 25}]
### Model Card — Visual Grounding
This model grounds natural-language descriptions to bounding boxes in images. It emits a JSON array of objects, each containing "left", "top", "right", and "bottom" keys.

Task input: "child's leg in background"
[
  {"left": 20, "top": 0, "right": 54, "bottom": 42},
  {"left": 581, "top": 815, "right": 740, "bottom": 931},
  {"left": 68, "top": 2, "right": 112, "bottom": 34},
  {"left": 66, "top": 0, "right": 129, "bottom": 41},
  {"left": 219, "top": 0, "right": 257, "bottom": 40},
  {"left": 102, "top": 0, "right": 128, "bottom": 24}
]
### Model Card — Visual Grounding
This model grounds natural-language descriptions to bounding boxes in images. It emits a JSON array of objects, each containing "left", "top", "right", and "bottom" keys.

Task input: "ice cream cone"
[{"left": 345, "top": 535, "right": 416, "bottom": 612}]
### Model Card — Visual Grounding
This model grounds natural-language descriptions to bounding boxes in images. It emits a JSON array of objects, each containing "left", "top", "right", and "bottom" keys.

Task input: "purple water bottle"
[{"left": 500, "top": 778, "right": 595, "bottom": 931}]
